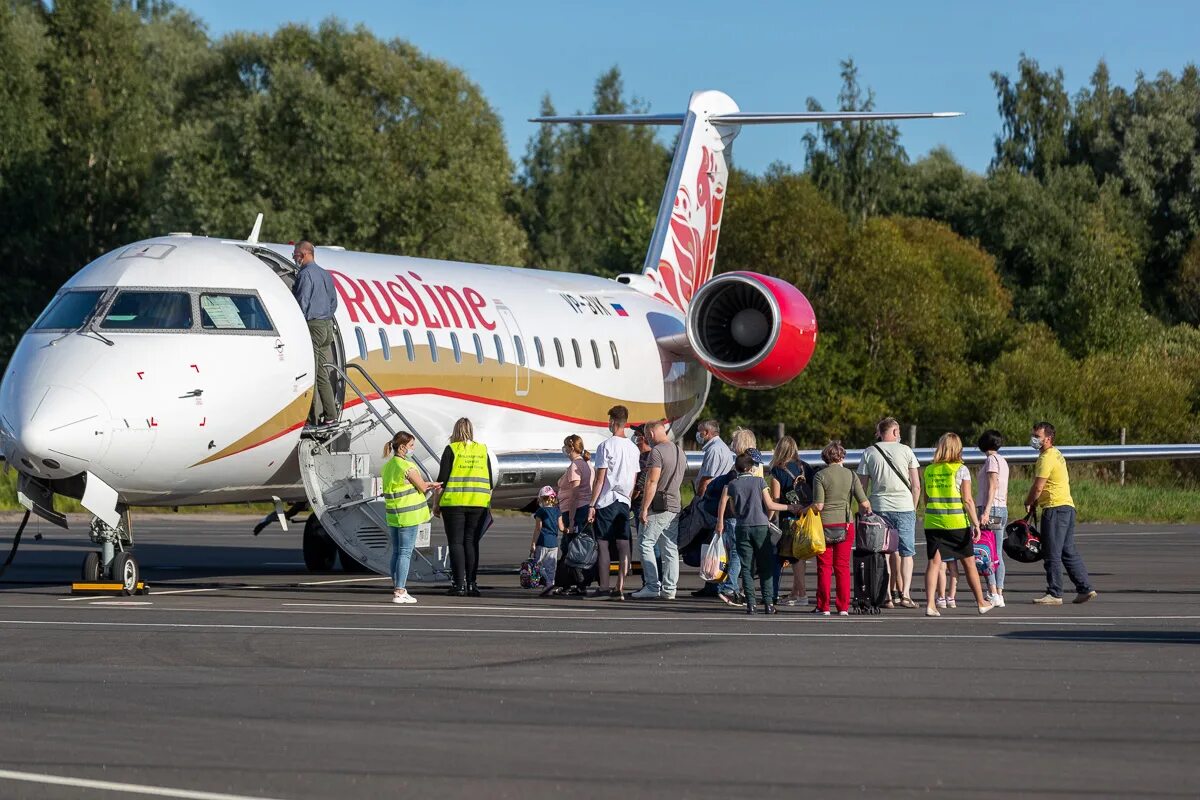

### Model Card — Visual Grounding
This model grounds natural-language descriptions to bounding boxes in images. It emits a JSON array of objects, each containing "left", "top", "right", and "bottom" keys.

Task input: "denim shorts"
[{"left": 878, "top": 510, "right": 917, "bottom": 557}]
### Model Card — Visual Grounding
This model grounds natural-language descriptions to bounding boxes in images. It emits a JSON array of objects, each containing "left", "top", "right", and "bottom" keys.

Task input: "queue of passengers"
[{"left": 379, "top": 409, "right": 1097, "bottom": 612}]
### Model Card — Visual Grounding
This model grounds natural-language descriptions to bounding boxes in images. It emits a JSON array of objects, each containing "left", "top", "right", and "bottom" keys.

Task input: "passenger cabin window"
[
  {"left": 34, "top": 290, "right": 105, "bottom": 330},
  {"left": 403, "top": 330, "right": 415, "bottom": 362},
  {"left": 590, "top": 339, "right": 601, "bottom": 368},
  {"left": 379, "top": 329, "right": 391, "bottom": 361},
  {"left": 472, "top": 333, "right": 484, "bottom": 364},
  {"left": 610, "top": 341, "right": 620, "bottom": 369},
  {"left": 533, "top": 336, "right": 545, "bottom": 367},
  {"left": 427, "top": 331, "right": 438, "bottom": 363},
  {"left": 493, "top": 334, "right": 506, "bottom": 365},
  {"left": 514, "top": 336, "right": 526, "bottom": 367},
  {"left": 101, "top": 291, "right": 192, "bottom": 330},
  {"left": 199, "top": 293, "right": 273, "bottom": 331},
  {"left": 571, "top": 339, "right": 582, "bottom": 368},
  {"left": 451, "top": 332, "right": 462, "bottom": 363},
  {"left": 554, "top": 338, "right": 565, "bottom": 368},
  {"left": 355, "top": 327, "right": 368, "bottom": 360}
]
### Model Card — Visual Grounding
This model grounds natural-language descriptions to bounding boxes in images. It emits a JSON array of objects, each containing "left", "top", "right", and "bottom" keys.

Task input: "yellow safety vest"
[
  {"left": 382, "top": 456, "right": 431, "bottom": 527},
  {"left": 440, "top": 441, "right": 492, "bottom": 507},
  {"left": 923, "top": 462, "right": 968, "bottom": 529}
]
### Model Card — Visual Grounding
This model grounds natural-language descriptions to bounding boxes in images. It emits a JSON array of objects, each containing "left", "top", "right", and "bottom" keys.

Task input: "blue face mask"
[
  {"left": 1030, "top": 436, "right": 1043, "bottom": 451},
  {"left": 695, "top": 431, "right": 705, "bottom": 445}
]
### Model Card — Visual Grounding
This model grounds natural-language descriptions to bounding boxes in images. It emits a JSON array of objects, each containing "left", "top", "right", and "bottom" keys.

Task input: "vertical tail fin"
[
  {"left": 531, "top": 93, "right": 960, "bottom": 311},
  {"left": 640, "top": 90, "right": 740, "bottom": 311}
]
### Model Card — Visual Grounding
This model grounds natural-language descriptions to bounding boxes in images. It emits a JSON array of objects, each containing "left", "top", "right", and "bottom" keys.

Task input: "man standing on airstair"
[{"left": 291, "top": 241, "right": 339, "bottom": 426}]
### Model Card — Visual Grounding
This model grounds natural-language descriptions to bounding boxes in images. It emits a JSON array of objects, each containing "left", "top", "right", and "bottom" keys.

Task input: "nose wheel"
[{"left": 84, "top": 513, "right": 140, "bottom": 594}]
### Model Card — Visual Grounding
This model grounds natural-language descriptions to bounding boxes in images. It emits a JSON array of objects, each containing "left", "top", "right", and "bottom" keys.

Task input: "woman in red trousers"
[{"left": 810, "top": 441, "right": 872, "bottom": 615}]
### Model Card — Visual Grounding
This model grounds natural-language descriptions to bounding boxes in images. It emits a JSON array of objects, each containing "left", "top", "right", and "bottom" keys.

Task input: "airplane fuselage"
[{"left": 0, "top": 236, "right": 709, "bottom": 508}]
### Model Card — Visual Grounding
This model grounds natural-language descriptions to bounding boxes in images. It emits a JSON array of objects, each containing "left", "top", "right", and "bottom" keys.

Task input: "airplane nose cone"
[{"left": 2, "top": 385, "right": 109, "bottom": 478}]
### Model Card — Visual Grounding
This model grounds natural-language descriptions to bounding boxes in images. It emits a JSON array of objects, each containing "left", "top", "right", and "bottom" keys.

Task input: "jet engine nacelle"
[{"left": 685, "top": 272, "right": 818, "bottom": 390}]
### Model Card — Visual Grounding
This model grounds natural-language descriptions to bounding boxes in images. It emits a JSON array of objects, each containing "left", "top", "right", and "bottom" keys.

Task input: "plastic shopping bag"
[
  {"left": 699, "top": 532, "right": 728, "bottom": 582},
  {"left": 791, "top": 508, "right": 827, "bottom": 560}
]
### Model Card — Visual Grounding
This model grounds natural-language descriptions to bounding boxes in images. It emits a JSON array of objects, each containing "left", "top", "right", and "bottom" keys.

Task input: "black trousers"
[{"left": 441, "top": 506, "right": 488, "bottom": 586}]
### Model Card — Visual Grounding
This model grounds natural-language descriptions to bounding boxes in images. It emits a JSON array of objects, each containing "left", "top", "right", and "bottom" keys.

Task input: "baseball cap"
[{"left": 538, "top": 485, "right": 557, "bottom": 499}]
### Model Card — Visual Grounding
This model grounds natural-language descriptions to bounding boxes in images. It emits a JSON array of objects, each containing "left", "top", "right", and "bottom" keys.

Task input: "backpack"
[
  {"left": 854, "top": 512, "right": 888, "bottom": 553},
  {"left": 563, "top": 523, "right": 599, "bottom": 569},
  {"left": 974, "top": 528, "right": 998, "bottom": 577},
  {"left": 519, "top": 558, "right": 542, "bottom": 589},
  {"left": 1003, "top": 514, "right": 1043, "bottom": 563}
]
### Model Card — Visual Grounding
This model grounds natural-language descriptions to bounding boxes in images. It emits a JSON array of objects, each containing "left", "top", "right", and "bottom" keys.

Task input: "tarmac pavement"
[{"left": 0, "top": 513, "right": 1196, "bottom": 799}]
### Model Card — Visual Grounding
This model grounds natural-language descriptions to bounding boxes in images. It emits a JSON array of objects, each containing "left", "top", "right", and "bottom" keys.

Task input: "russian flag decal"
[{"left": 611, "top": 303, "right": 629, "bottom": 317}]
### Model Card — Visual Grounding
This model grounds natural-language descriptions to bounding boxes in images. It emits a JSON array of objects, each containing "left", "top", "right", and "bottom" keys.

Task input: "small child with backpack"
[{"left": 527, "top": 486, "right": 563, "bottom": 590}]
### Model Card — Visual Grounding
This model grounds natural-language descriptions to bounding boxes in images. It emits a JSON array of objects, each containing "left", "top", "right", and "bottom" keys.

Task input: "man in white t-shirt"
[
  {"left": 857, "top": 417, "right": 921, "bottom": 607},
  {"left": 588, "top": 405, "right": 641, "bottom": 598}
]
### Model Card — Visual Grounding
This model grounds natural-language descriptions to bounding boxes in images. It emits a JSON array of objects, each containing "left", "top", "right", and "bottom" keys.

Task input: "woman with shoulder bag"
[
  {"left": 811, "top": 441, "right": 871, "bottom": 616},
  {"left": 769, "top": 436, "right": 814, "bottom": 606}
]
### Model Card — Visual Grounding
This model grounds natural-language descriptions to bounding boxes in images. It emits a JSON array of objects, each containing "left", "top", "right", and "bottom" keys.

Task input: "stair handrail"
[{"left": 330, "top": 363, "right": 440, "bottom": 480}]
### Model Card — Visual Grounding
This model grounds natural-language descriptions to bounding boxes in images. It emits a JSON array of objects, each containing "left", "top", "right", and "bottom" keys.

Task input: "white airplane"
[{"left": 2, "top": 89, "right": 1195, "bottom": 589}]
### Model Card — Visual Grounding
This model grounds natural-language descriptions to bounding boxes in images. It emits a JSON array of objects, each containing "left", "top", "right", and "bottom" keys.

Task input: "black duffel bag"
[
  {"left": 563, "top": 522, "right": 599, "bottom": 569},
  {"left": 1003, "top": 513, "right": 1044, "bottom": 563}
]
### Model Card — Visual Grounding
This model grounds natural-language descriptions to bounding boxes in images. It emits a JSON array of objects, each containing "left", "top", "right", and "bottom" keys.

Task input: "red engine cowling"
[{"left": 685, "top": 272, "right": 818, "bottom": 390}]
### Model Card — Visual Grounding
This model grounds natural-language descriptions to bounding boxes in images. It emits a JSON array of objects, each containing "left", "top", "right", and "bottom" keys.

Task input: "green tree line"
[{"left": 2, "top": 3, "right": 1198, "bottom": 462}]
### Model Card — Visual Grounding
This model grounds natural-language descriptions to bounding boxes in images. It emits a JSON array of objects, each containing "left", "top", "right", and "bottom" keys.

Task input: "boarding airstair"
[{"left": 296, "top": 364, "right": 449, "bottom": 581}]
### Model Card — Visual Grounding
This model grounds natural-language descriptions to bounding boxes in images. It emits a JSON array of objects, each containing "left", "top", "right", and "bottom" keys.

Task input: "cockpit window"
[
  {"left": 100, "top": 291, "right": 193, "bottom": 329},
  {"left": 33, "top": 290, "right": 105, "bottom": 330},
  {"left": 199, "top": 293, "right": 274, "bottom": 331}
]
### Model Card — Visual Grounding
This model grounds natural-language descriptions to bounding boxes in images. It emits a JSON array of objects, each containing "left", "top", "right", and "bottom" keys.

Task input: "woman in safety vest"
[
  {"left": 921, "top": 432, "right": 993, "bottom": 617},
  {"left": 381, "top": 431, "right": 441, "bottom": 605},
  {"left": 432, "top": 417, "right": 494, "bottom": 597}
]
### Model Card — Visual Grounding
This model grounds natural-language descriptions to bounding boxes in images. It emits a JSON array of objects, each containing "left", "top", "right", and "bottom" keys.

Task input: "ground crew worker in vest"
[
  {"left": 382, "top": 431, "right": 441, "bottom": 605},
  {"left": 921, "top": 432, "right": 993, "bottom": 617},
  {"left": 431, "top": 417, "right": 493, "bottom": 597}
]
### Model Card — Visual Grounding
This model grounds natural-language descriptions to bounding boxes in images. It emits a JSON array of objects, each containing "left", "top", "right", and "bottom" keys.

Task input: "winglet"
[{"left": 248, "top": 213, "right": 264, "bottom": 245}]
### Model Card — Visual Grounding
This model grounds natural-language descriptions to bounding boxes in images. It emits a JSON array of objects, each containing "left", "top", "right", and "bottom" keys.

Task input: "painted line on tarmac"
[
  {"left": 89, "top": 601, "right": 153, "bottom": 606},
  {"left": 0, "top": 767, "right": 286, "bottom": 800},
  {"left": 151, "top": 588, "right": 222, "bottom": 596},
  {"left": 298, "top": 576, "right": 390, "bottom": 586},
  {"left": 281, "top": 602, "right": 604, "bottom": 612},
  {"left": 996, "top": 621, "right": 1114, "bottom": 626},
  {"left": 0, "top": 618, "right": 999, "bottom": 639}
]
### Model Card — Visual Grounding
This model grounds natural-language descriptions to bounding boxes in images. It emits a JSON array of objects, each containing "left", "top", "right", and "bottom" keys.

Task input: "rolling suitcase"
[{"left": 851, "top": 550, "right": 889, "bottom": 615}]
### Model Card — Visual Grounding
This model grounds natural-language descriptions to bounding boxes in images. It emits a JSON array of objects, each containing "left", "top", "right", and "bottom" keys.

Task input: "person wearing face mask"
[
  {"left": 290, "top": 241, "right": 339, "bottom": 427},
  {"left": 690, "top": 419, "right": 735, "bottom": 598},
  {"left": 381, "top": 431, "right": 441, "bottom": 605},
  {"left": 1024, "top": 422, "right": 1097, "bottom": 605},
  {"left": 556, "top": 435, "right": 593, "bottom": 532}
]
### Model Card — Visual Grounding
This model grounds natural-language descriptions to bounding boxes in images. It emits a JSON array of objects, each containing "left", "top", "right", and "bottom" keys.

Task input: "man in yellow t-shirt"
[{"left": 1023, "top": 421, "right": 1096, "bottom": 606}]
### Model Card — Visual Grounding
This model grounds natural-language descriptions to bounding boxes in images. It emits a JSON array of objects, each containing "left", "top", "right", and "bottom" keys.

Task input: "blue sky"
[{"left": 189, "top": 0, "right": 1200, "bottom": 176}]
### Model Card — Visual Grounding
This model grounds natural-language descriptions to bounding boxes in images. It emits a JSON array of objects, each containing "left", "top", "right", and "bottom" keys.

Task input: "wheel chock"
[{"left": 70, "top": 581, "right": 149, "bottom": 597}]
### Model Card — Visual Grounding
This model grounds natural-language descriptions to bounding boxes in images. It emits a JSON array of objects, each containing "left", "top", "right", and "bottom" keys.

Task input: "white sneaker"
[
  {"left": 991, "top": 593, "right": 1006, "bottom": 608},
  {"left": 1033, "top": 594, "right": 1063, "bottom": 605},
  {"left": 838, "top": 611, "right": 849, "bottom": 616},
  {"left": 630, "top": 586, "right": 660, "bottom": 600},
  {"left": 659, "top": 591, "right": 677, "bottom": 600},
  {"left": 392, "top": 591, "right": 417, "bottom": 605},
  {"left": 784, "top": 596, "right": 810, "bottom": 607},
  {"left": 820, "top": 611, "right": 831, "bottom": 616}
]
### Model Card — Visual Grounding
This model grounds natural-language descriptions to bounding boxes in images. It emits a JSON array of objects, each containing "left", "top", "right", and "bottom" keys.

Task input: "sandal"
[
  {"left": 718, "top": 592, "right": 739, "bottom": 606},
  {"left": 900, "top": 596, "right": 918, "bottom": 609}
]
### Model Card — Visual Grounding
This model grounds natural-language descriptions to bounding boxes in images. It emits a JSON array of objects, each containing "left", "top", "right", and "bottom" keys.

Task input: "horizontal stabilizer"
[{"left": 530, "top": 111, "right": 962, "bottom": 126}]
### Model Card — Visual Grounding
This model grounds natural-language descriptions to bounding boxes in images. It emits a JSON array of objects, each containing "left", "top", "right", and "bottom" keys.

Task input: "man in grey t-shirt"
[
  {"left": 631, "top": 420, "right": 686, "bottom": 600},
  {"left": 857, "top": 416, "right": 921, "bottom": 606}
]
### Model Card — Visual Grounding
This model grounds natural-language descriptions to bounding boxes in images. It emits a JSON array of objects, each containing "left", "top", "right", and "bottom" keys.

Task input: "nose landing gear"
[{"left": 80, "top": 513, "right": 142, "bottom": 595}]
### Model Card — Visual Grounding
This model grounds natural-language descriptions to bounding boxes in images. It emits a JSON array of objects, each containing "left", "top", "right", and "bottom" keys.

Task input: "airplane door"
[{"left": 494, "top": 302, "right": 530, "bottom": 397}]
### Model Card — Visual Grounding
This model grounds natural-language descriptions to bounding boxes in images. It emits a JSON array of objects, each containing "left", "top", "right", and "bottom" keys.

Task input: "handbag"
[
  {"left": 563, "top": 522, "right": 599, "bottom": 569},
  {"left": 1003, "top": 512, "right": 1043, "bottom": 563},
  {"left": 823, "top": 522, "right": 850, "bottom": 545},
  {"left": 791, "top": 508, "right": 826, "bottom": 559},
  {"left": 768, "top": 521, "right": 784, "bottom": 546}
]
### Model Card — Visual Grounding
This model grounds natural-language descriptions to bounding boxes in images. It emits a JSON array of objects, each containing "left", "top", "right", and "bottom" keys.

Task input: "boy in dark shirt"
[{"left": 717, "top": 452, "right": 798, "bottom": 615}]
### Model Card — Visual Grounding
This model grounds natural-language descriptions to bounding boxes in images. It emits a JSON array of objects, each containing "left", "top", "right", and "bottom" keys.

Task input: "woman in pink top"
[
  {"left": 975, "top": 430, "right": 1010, "bottom": 607},
  {"left": 557, "top": 434, "right": 594, "bottom": 531}
]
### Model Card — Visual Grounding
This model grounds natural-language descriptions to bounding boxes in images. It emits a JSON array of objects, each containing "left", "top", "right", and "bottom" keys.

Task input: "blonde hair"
[
  {"left": 450, "top": 417, "right": 474, "bottom": 444},
  {"left": 383, "top": 431, "right": 415, "bottom": 458},
  {"left": 770, "top": 435, "right": 799, "bottom": 471},
  {"left": 540, "top": 494, "right": 558, "bottom": 507},
  {"left": 563, "top": 434, "right": 590, "bottom": 462},
  {"left": 729, "top": 427, "right": 757, "bottom": 456},
  {"left": 933, "top": 432, "right": 963, "bottom": 464}
]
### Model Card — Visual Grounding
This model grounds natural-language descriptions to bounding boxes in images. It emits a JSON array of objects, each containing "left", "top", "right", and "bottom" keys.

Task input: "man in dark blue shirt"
[{"left": 291, "top": 241, "right": 339, "bottom": 426}]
